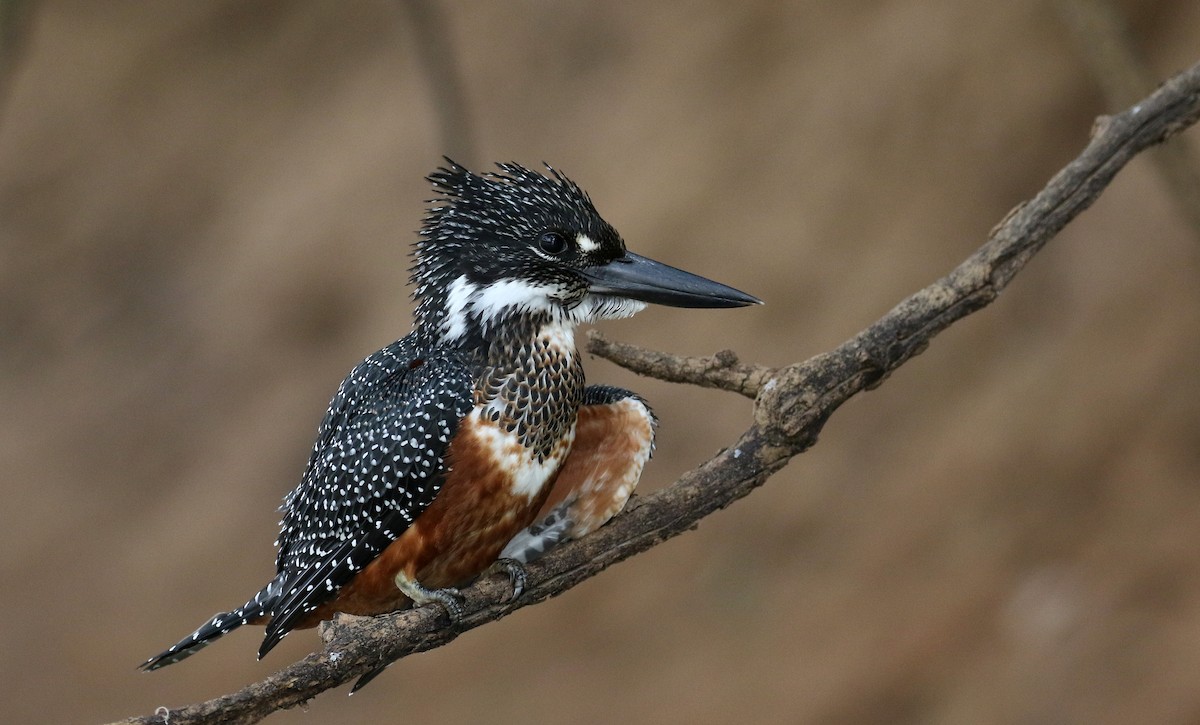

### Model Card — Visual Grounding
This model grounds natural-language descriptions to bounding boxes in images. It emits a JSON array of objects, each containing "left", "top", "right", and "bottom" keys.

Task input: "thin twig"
[
  {"left": 585, "top": 330, "right": 774, "bottom": 399},
  {"left": 112, "top": 59, "right": 1200, "bottom": 725}
]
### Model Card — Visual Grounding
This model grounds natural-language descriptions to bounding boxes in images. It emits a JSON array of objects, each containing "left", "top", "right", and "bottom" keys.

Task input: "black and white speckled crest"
[{"left": 411, "top": 160, "right": 636, "bottom": 347}]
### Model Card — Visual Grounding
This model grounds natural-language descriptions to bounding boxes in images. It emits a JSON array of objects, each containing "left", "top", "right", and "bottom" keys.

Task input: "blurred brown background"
[{"left": 3, "top": 1, "right": 1200, "bottom": 723}]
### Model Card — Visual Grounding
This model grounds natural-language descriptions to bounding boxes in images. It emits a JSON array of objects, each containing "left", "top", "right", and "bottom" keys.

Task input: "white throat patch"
[{"left": 569, "top": 294, "right": 646, "bottom": 324}]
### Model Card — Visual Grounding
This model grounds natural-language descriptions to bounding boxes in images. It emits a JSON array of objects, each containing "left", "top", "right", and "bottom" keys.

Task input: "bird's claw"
[
  {"left": 394, "top": 572, "right": 464, "bottom": 623},
  {"left": 424, "top": 586, "right": 465, "bottom": 622},
  {"left": 485, "top": 558, "right": 528, "bottom": 602}
]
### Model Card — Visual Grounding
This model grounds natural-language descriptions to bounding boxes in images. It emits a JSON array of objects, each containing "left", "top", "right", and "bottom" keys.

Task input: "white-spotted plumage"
[
  {"left": 139, "top": 160, "right": 752, "bottom": 682},
  {"left": 140, "top": 161, "right": 635, "bottom": 672},
  {"left": 141, "top": 337, "right": 474, "bottom": 669}
]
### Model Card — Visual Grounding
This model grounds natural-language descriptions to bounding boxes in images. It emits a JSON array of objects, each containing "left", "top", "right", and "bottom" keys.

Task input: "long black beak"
[{"left": 581, "top": 252, "right": 762, "bottom": 308}]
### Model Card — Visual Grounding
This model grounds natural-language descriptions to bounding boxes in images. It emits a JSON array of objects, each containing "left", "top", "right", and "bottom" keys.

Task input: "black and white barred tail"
[{"left": 139, "top": 579, "right": 281, "bottom": 671}]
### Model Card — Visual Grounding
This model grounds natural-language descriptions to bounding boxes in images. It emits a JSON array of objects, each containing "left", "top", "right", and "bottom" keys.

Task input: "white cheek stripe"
[
  {"left": 475, "top": 279, "right": 554, "bottom": 314},
  {"left": 441, "top": 275, "right": 475, "bottom": 341},
  {"left": 440, "top": 271, "right": 651, "bottom": 338},
  {"left": 441, "top": 276, "right": 565, "bottom": 339},
  {"left": 474, "top": 279, "right": 559, "bottom": 331}
]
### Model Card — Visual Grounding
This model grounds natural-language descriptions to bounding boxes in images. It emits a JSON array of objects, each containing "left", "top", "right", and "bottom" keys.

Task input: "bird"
[{"left": 139, "top": 160, "right": 760, "bottom": 685}]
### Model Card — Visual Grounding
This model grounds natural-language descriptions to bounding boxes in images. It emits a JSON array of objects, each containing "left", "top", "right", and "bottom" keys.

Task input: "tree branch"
[
  {"left": 113, "top": 59, "right": 1200, "bottom": 725},
  {"left": 586, "top": 332, "right": 773, "bottom": 399},
  {"left": 1055, "top": 0, "right": 1200, "bottom": 245}
]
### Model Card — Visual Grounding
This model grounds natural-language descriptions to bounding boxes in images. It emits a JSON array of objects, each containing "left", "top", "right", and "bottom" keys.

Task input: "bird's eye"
[{"left": 537, "top": 231, "right": 569, "bottom": 256}]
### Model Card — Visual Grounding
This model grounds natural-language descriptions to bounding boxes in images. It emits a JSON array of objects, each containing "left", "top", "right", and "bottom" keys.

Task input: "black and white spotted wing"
[
  {"left": 138, "top": 336, "right": 474, "bottom": 671},
  {"left": 259, "top": 335, "right": 474, "bottom": 657}
]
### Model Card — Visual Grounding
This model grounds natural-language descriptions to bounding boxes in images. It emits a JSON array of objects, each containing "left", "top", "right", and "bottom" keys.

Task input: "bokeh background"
[{"left": 3, "top": 2, "right": 1200, "bottom": 723}]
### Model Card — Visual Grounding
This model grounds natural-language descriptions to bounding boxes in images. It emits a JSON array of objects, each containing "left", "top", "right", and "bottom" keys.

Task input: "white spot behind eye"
[{"left": 576, "top": 234, "right": 599, "bottom": 253}]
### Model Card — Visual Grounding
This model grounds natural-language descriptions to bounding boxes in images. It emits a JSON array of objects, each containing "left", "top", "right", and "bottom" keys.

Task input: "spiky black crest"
[
  {"left": 427, "top": 159, "right": 598, "bottom": 231},
  {"left": 409, "top": 160, "right": 628, "bottom": 342}
]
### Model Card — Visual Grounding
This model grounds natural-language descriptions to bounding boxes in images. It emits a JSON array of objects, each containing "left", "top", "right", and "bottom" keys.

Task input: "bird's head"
[{"left": 411, "top": 160, "right": 759, "bottom": 347}]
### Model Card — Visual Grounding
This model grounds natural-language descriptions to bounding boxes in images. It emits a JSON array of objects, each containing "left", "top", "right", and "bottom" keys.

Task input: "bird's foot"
[
  {"left": 483, "top": 557, "right": 528, "bottom": 602},
  {"left": 394, "top": 572, "right": 464, "bottom": 623}
]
